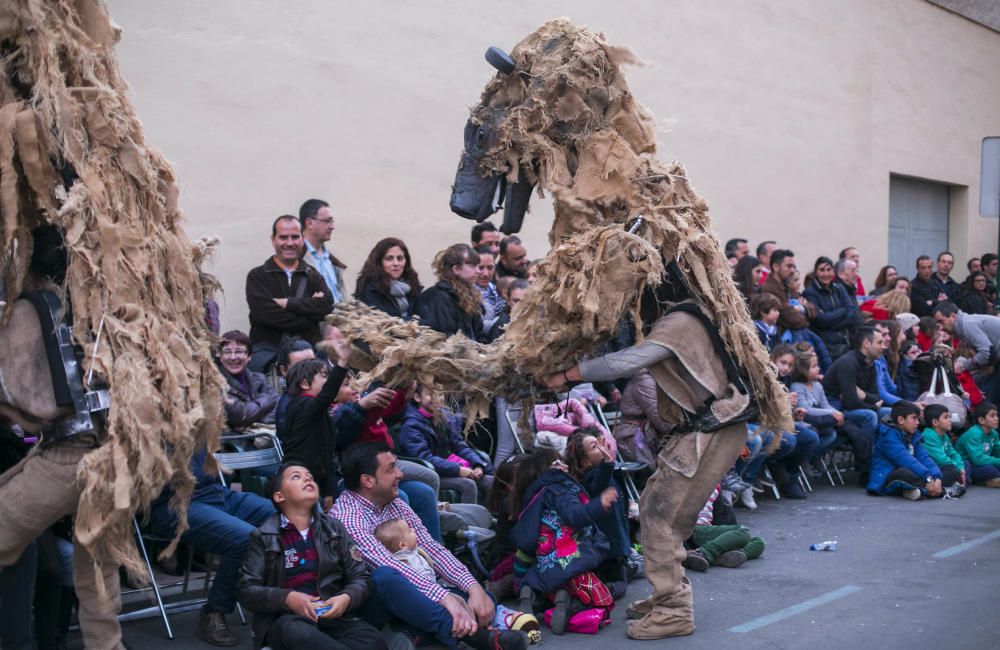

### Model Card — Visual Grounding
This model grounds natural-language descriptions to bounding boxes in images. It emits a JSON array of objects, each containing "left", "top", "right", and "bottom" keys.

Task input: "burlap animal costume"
[
  {"left": 332, "top": 19, "right": 791, "bottom": 640},
  {"left": 0, "top": 2, "right": 224, "bottom": 646}
]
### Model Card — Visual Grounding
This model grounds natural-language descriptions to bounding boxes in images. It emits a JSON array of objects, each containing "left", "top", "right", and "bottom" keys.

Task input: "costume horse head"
[{"left": 448, "top": 18, "right": 791, "bottom": 430}]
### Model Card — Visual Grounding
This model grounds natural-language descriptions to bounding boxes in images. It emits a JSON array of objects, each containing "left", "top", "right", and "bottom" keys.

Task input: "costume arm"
[{"left": 577, "top": 341, "right": 675, "bottom": 382}]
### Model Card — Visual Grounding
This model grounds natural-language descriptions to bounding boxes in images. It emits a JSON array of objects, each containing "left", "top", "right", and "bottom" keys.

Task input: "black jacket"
[
  {"left": 237, "top": 512, "right": 371, "bottom": 650},
  {"left": 910, "top": 276, "right": 942, "bottom": 317},
  {"left": 417, "top": 282, "right": 485, "bottom": 341},
  {"left": 822, "top": 350, "right": 879, "bottom": 412},
  {"left": 279, "top": 365, "right": 348, "bottom": 488},
  {"left": 357, "top": 281, "right": 418, "bottom": 320},
  {"left": 803, "top": 280, "right": 862, "bottom": 360},
  {"left": 246, "top": 257, "right": 333, "bottom": 347}
]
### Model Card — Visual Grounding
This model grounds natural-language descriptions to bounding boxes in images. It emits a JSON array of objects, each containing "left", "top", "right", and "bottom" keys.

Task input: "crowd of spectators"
[{"left": 9, "top": 208, "right": 1000, "bottom": 650}]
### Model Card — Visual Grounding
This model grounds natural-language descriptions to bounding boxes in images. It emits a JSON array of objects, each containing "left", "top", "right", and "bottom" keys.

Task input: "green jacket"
[
  {"left": 920, "top": 428, "right": 964, "bottom": 471},
  {"left": 955, "top": 425, "right": 1000, "bottom": 467}
]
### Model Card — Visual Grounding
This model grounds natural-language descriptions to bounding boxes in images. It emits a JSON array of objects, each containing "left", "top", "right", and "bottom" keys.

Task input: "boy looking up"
[{"left": 237, "top": 463, "right": 386, "bottom": 650}]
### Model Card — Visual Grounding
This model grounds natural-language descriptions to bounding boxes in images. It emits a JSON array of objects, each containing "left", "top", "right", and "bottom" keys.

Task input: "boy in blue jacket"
[
  {"left": 398, "top": 385, "right": 494, "bottom": 504},
  {"left": 866, "top": 401, "right": 963, "bottom": 500}
]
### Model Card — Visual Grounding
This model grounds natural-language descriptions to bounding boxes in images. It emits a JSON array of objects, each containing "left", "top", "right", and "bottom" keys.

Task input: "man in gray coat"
[{"left": 934, "top": 301, "right": 1000, "bottom": 402}]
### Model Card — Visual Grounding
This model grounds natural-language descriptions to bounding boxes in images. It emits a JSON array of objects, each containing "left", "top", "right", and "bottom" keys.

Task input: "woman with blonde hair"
[
  {"left": 418, "top": 243, "right": 488, "bottom": 340},
  {"left": 861, "top": 276, "right": 911, "bottom": 320}
]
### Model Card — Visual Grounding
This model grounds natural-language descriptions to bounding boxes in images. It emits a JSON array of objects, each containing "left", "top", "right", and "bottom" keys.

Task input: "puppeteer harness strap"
[{"left": 665, "top": 301, "right": 749, "bottom": 396}]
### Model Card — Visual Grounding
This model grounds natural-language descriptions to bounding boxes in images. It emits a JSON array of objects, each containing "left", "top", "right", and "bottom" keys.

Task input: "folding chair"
[
  {"left": 216, "top": 432, "right": 284, "bottom": 495},
  {"left": 501, "top": 400, "right": 530, "bottom": 455}
]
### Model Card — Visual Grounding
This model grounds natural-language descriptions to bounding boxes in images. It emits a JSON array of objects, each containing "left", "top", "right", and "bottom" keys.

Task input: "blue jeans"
[
  {"left": 398, "top": 480, "right": 441, "bottom": 542},
  {"left": 359, "top": 567, "right": 465, "bottom": 648},
  {"left": 842, "top": 409, "right": 877, "bottom": 470},
  {"left": 147, "top": 484, "right": 273, "bottom": 613},
  {"left": 735, "top": 427, "right": 764, "bottom": 477},
  {"left": 744, "top": 430, "right": 796, "bottom": 482},
  {"left": 789, "top": 423, "right": 820, "bottom": 463}
]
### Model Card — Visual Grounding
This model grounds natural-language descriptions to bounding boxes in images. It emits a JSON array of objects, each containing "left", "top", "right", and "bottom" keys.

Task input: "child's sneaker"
[
  {"left": 943, "top": 483, "right": 967, "bottom": 499},
  {"left": 493, "top": 604, "right": 542, "bottom": 645},
  {"left": 738, "top": 488, "right": 758, "bottom": 510},
  {"left": 902, "top": 488, "right": 922, "bottom": 500},
  {"left": 681, "top": 550, "right": 709, "bottom": 572},
  {"left": 715, "top": 550, "right": 748, "bottom": 568},
  {"left": 985, "top": 478, "right": 1000, "bottom": 488}
]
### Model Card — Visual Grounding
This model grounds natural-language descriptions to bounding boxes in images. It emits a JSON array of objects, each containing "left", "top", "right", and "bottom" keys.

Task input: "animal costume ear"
[{"left": 485, "top": 46, "right": 515, "bottom": 74}]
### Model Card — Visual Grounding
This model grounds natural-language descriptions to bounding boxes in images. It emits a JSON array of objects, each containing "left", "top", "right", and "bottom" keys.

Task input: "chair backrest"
[{"left": 215, "top": 432, "right": 284, "bottom": 487}]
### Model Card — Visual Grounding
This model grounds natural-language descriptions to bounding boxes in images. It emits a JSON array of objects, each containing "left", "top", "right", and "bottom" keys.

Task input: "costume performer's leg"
[
  {"left": 0, "top": 443, "right": 124, "bottom": 650},
  {"left": 627, "top": 424, "right": 746, "bottom": 640}
]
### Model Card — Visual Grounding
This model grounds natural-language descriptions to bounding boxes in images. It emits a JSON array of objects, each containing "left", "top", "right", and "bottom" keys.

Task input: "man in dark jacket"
[
  {"left": 237, "top": 463, "right": 384, "bottom": 650},
  {"left": 911, "top": 255, "right": 948, "bottom": 317},
  {"left": 761, "top": 249, "right": 814, "bottom": 331},
  {"left": 822, "top": 326, "right": 884, "bottom": 475},
  {"left": 246, "top": 215, "right": 334, "bottom": 371}
]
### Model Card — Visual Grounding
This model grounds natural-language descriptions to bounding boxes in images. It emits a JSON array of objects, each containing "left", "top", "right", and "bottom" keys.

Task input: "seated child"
[
  {"left": 751, "top": 293, "right": 782, "bottom": 352},
  {"left": 920, "top": 404, "right": 969, "bottom": 488},
  {"left": 236, "top": 463, "right": 386, "bottom": 650},
  {"left": 790, "top": 348, "right": 840, "bottom": 466},
  {"left": 866, "top": 401, "right": 962, "bottom": 499},
  {"left": 955, "top": 401, "right": 1000, "bottom": 487},
  {"left": 763, "top": 344, "right": 819, "bottom": 499},
  {"left": 374, "top": 518, "right": 435, "bottom": 582},
  {"left": 398, "top": 385, "right": 495, "bottom": 504},
  {"left": 375, "top": 516, "right": 541, "bottom": 643},
  {"left": 509, "top": 449, "right": 617, "bottom": 636},
  {"left": 564, "top": 429, "right": 634, "bottom": 588},
  {"left": 896, "top": 341, "right": 922, "bottom": 401},
  {"left": 682, "top": 485, "right": 765, "bottom": 571},
  {"left": 281, "top": 356, "right": 350, "bottom": 502}
]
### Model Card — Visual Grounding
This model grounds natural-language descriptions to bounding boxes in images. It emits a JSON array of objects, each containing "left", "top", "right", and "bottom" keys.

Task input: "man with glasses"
[{"left": 300, "top": 198, "right": 347, "bottom": 305}]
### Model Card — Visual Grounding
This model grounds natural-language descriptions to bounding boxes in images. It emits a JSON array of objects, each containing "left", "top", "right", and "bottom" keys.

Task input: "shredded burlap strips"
[
  {"left": 0, "top": 0, "right": 224, "bottom": 586},
  {"left": 339, "top": 18, "right": 791, "bottom": 433}
]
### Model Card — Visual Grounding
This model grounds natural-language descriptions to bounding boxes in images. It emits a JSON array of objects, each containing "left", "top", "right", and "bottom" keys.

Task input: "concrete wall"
[{"left": 107, "top": 0, "right": 1000, "bottom": 331}]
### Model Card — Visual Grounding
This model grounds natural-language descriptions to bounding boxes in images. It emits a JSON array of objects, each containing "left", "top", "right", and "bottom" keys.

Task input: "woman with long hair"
[
  {"left": 802, "top": 256, "right": 861, "bottom": 360},
  {"left": 869, "top": 265, "right": 897, "bottom": 297},
  {"left": 958, "top": 271, "right": 993, "bottom": 315},
  {"left": 732, "top": 256, "right": 762, "bottom": 307},
  {"left": 862, "top": 276, "right": 911, "bottom": 320},
  {"left": 418, "top": 243, "right": 487, "bottom": 340},
  {"left": 354, "top": 237, "right": 423, "bottom": 319}
]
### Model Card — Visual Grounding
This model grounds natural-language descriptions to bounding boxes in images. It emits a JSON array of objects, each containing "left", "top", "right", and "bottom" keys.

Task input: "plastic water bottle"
[{"left": 810, "top": 541, "right": 838, "bottom": 551}]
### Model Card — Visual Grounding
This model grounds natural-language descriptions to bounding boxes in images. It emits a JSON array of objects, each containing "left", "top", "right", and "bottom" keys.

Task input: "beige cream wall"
[{"left": 108, "top": 0, "right": 1000, "bottom": 331}]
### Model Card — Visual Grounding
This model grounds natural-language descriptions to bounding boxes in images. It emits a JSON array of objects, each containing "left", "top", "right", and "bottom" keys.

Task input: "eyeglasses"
[
  {"left": 310, "top": 217, "right": 334, "bottom": 225},
  {"left": 220, "top": 348, "right": 248, "bottom": 358}
]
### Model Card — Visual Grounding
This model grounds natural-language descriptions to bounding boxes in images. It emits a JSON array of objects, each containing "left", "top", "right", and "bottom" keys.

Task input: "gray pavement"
[{"left": 70, "top": 481, "right": 1000, "bottom": 650}]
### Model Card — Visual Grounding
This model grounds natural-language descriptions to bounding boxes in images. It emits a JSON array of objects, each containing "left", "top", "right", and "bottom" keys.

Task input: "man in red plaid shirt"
[{"left": 331, "top": 442, "right": 526, "bottom": 650}]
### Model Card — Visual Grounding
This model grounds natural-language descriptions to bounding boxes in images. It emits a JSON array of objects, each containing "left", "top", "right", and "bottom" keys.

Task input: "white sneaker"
[
  {"left": 739, "top": 488, "right": 758, "bottom": 510},
  {"left": 902, "top": 488, "right": 921, "bottom": 501}
]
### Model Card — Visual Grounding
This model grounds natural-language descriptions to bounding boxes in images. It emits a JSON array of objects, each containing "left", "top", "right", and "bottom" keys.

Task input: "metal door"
[{"left": 888, "top": 175, "right": 950, "bottom": 276}]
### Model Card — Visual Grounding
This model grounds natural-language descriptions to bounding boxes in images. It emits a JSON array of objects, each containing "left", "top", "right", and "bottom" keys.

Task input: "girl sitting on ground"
[
  {"left": 565, "top": 429, "right": 638, "bottom": 587},
  {"left": 509, "top": 448, "right": 617, "bottom": 636}
]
